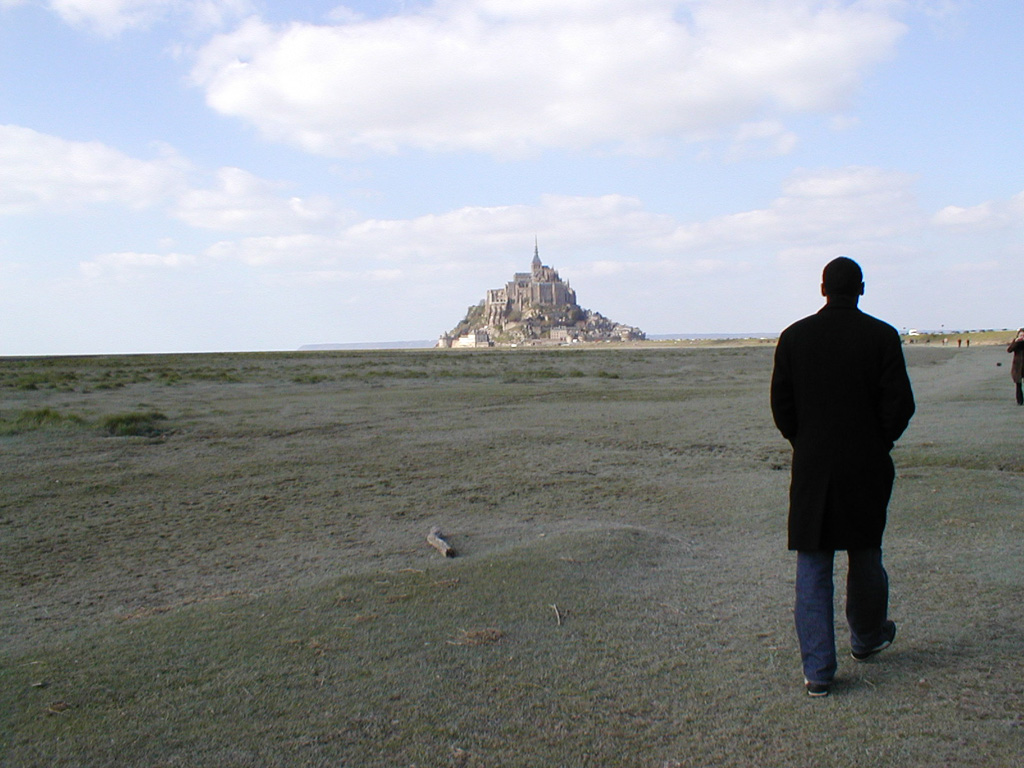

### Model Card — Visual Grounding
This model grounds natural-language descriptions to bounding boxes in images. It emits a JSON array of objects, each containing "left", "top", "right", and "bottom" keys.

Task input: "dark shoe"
[
  {"left": 804, "top": 680, "right": 830, "bottom": 697},
  {"left": 851, "top": 620, "right": 896, "bottom": 661}
]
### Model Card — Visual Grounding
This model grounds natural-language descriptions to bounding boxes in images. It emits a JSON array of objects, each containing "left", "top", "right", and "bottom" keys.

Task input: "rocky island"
[{"left": 437, "top": 244, "right": 645, "bottom": 347}]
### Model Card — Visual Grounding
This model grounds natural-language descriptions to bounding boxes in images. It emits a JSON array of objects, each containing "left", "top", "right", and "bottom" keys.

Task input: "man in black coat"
[{"left": 770, "top": 257, "right": 915, "bottom": 697}]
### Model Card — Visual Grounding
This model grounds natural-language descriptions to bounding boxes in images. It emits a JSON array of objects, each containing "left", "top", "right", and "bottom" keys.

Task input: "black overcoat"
[{"left": 770, "top": 303, "right": 915, "bottom": 551}]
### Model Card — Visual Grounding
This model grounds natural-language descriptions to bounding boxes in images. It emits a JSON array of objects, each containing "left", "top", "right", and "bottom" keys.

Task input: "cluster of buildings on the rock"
[{"left": 437, "top": 244, "right": 645, "bottom": 348}]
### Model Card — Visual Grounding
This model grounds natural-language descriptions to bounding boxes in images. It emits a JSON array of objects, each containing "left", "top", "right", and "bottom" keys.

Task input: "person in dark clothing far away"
[
  {"left": 770, "top": 257, "right": 916, "bottom": 697},
  {"left": 1007, "top": 329, "right": 1024, "bottom": 405}
]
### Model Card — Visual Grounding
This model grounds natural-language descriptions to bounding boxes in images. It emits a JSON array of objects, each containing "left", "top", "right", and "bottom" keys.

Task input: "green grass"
[
  {"left": 0, "top": 407, "right": 86, "bottom": 434},
  {"left": 0, "top": 407, "right": 170, "bottom": 437},
  {"left": 2, "top": 529, "right": 684, "bottom": 766},
  {"left": 1, "top": 344, "right": 1022, "bottom": 766},
  {"left": 4, "top": 523, "right": 1022, "bottom": 766},
  {"left": 98, "top": 410, "right": 168, "bottom": 437}
]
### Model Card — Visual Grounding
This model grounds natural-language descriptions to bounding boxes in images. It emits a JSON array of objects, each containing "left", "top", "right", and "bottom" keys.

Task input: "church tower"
[{"left": 531, "top": 237, "right": 542, "bottom": 277}]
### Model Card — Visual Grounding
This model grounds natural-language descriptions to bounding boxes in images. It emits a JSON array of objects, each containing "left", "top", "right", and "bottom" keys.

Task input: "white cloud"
[
  {"left": 173, "top": 166, "right": 348, "bottom": 234},
  {"left": 3, "top": 137, "right": 931, "bottom": 286},
  {"left": 46, "top": 0, "right": 251, "bottom": 36},
  {"left": 205, "top": 234, "right": 340, "bottom": 266},
  {"left": 159, "top": 195, "right": 669, "bottom": 275},
  {"left": 0, "top": 125, "right": 351, "bottom": 237},
  {"left": 80, "top": 250, "right": 196, "bottom": 278},
  {"left": 655, "top": 166, "right": 922, "bottom": 258},
  {"left": 0, "top": 125, "right": 187, "bottom": 215},
  {"left": 179, "top": 167, "right": 922, "bottom": 279},
  {"left": 192, "top": 0, "right": 906, "bottom": 156},
  {"left": 933, "top": 202, "right": 998, "bottom": 228},
  {"left": 933, "top": 191, "right": 1024, "bottom": 230},
  {"left": 727, "top": 120, "right": 799, "bottom": 160}
]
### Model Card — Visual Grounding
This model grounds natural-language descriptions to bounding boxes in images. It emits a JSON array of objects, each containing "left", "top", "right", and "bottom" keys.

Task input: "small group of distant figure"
[
  {"left": 1009, "top": 329, "right": 1024, "bottom": 405},
  {"left": 943, "top": 330, "right": 1023, "bottom": 405}
]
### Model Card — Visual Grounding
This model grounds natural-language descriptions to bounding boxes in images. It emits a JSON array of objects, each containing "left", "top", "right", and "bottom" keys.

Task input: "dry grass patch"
[{"left": 449, "top": 628, "right": 504, "bottom": 646}]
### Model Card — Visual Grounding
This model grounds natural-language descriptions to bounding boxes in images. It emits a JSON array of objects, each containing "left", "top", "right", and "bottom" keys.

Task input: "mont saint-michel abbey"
[{"left": 438, "top": 244, "right": 645, "bottom": 348}]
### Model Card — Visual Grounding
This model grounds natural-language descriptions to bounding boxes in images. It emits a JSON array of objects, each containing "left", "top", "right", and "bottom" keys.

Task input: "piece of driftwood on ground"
[
  {"left": 427, "top": 527, "right": 456, "bottom": 557},
  {"left": 448, "top": 628, "right": 502, "bottom": 646}
]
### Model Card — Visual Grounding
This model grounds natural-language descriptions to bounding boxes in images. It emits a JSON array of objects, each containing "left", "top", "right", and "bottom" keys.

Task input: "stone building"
[
  {"left": 452, "top": 329, "right": 491, "bottom": 348},
  {"left": 438, "top": 243, "right": 644, "bottom": 347},
  {"left": 485, "top": 243, "right": 577, "bottom": 325}
]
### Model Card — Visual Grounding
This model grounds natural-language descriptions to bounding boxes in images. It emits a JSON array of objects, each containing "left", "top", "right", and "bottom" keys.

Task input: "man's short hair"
[{"left": 822, "top": 257, "right": 863, "bottom": 297}]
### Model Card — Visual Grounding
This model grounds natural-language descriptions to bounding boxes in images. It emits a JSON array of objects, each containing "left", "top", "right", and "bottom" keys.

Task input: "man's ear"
[
  {"left": 858, "top": 282, "right": 865, "bottom": 296},
  {"left": 821, "top": 283, "right": 827, "bottom": 297}
]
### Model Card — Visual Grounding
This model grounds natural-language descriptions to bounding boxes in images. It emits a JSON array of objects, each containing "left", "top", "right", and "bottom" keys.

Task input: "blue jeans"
[{"left": 795, "top": 549, "right": 891, "bottom": 684}]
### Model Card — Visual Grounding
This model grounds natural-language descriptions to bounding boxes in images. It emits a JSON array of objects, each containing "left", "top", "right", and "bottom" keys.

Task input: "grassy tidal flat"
[{"left": 1, "top": 344, "right": 1022, "bottom": 767}]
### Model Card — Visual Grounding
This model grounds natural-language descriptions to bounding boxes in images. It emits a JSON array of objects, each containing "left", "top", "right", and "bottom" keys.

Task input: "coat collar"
[{"left": 819, "top": 296, "right": 860, "bottom": 312}]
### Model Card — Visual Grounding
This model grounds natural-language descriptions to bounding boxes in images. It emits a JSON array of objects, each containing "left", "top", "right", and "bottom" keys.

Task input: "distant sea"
[{"left": 299, "top": 333, "right": 779, "bottom": 351}]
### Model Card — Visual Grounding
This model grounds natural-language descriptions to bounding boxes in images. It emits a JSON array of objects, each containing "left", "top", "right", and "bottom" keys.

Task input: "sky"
[{"left": 1, "top": 0, "right": 1022, "bottom": 355}]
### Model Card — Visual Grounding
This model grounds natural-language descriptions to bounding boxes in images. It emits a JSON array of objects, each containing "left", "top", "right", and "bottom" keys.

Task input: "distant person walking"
[
  {"left": 1008, "top": 329, "right": 1024, "bottom": 405},
  {"left": 770, "top": 257, "right": 915, "bottom": 697}
]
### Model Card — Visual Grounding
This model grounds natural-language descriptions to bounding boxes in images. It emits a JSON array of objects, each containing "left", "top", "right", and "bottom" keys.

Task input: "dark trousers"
[{"left": 795, "top": 548, "right": 890, "bottom": 684}]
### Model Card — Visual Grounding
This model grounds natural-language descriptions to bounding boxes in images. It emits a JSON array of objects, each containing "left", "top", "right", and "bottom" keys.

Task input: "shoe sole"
[
  {"left": 851, "top": 623, "right": 896, "bottom": 661},
  {"left": 851, "top": 640, "right": 890, "bottom": 661},
  {"left": 804, "top": 679, "right": 831, "bottom": 697}
]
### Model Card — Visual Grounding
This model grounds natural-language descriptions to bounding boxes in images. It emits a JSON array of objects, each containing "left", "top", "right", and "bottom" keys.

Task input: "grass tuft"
[
  {"left": 1, "top": 407, "right": 86, "bottom": 434},
  {"left": 99, "top": 410, "right": 169, "bottom": 437}
]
